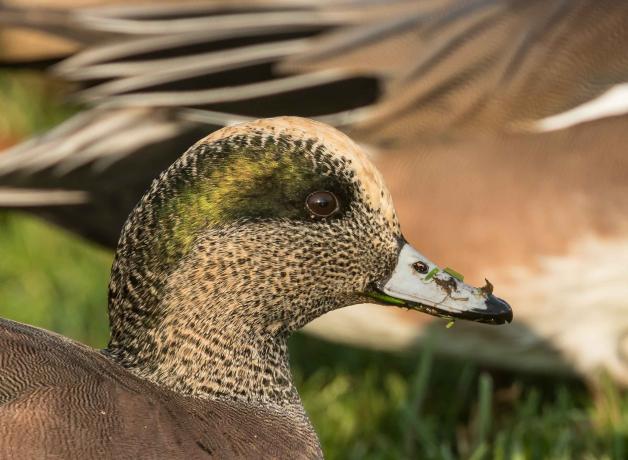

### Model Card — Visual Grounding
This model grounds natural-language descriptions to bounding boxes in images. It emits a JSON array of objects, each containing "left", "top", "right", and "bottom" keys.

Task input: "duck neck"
[
  {"left": 105, "top": 228, "right": 336, "bottom": 413},
  {"left": 107, "top": 292, "right": 303, "bottom": 411}
]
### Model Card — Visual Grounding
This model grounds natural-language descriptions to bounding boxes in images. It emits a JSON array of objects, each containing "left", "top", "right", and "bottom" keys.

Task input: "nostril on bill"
[{"left": 412, "top": 261, "right": 429, "bottom": 274}]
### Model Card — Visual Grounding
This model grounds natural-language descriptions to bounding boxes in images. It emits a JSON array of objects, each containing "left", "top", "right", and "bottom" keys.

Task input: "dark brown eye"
[{"left": 306, "top": 191, "right": 339, "bottom": 218}]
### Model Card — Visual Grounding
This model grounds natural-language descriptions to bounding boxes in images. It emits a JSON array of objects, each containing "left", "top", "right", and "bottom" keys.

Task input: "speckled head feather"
[{"left": 107, "top": 117, "right": 401, "bottom": 410}]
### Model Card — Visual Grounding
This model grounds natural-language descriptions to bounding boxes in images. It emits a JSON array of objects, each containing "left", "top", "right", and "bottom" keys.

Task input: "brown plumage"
[{"left": 0, "top": 319, "right": 320, "bottom": 459}]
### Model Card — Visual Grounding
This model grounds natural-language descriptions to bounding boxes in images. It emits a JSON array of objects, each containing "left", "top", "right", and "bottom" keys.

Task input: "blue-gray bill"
[{"left": 368, "top": 243, "right": 513, "bottom": 325}]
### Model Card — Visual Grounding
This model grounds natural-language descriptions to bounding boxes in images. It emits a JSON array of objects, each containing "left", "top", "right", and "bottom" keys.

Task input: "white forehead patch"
[{"left": 199, "top": 116, "right": 396, "bottom": 223}]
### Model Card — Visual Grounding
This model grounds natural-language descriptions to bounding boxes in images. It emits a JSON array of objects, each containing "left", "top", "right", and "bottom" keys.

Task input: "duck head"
[{"left": 107, "top": 117, "right": 511, "bottom": 402}]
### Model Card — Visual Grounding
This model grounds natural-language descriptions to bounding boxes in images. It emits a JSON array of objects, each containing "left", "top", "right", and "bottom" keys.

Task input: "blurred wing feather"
[{"left": 3, "top": 0, "right": 628, "bottom": 242}]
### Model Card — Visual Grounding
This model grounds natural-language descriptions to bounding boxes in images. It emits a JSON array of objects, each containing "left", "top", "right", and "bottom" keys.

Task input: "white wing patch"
[{"left": 532, "top": 83, "right": 628, "bottom": 132}]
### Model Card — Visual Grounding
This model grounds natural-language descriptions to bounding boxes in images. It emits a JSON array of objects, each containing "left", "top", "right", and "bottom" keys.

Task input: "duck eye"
[{"left": 305, "top": 191, "right": 339, "bottom": 218}]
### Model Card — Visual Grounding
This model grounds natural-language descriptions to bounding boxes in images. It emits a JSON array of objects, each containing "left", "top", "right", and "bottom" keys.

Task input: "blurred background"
[{"left": 1, "top": 0, "right": 628, "bottom": 458}]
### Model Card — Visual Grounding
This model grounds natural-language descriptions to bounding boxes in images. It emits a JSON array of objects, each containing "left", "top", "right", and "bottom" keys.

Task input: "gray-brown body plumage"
[{"left": 0, "top": 319, "right": 320, "bottom": 459}]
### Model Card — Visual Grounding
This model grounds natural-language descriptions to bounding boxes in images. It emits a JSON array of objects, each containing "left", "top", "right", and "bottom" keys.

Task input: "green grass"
[
  {"left": 0, "top": 213, "right": 110, "bottom": 345},
  {"left": 0, "top": 71, "right": 76, "bottom": 142},
  {"left": 1, "top": 70, "right": 627, "bottom": 459}
]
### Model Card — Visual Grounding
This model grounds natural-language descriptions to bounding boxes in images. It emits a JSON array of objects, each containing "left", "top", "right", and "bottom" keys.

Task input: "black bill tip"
[
  {"left": 443, "top": 295, "right": 513, "bottom": 325},
  {"left": 484, "top": 294, "right": 513, "bottom": 324}
]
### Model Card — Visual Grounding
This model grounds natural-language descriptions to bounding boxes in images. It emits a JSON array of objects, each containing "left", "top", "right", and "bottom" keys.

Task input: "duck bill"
[{"left": 368, "top": 242, "right": 513, "bottom": 325}]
